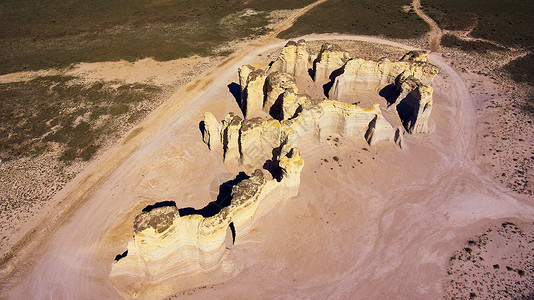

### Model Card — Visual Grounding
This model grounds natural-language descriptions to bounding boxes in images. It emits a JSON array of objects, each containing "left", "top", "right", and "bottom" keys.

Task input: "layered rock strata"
[
  {"left": 111, "top": 40, "right": 438, "bottom": 291},
  {"left": 269, "top": 40, "right": 309, "bottom": 78},
  {"left": 239, "top": 41, "right": 438, "bottom": 134},
  {"left": 238, "top": 65, "right": 266, "bottom": 118},
  {"left": 312, "top": 43, "right": 350, "bottom": 84},
  {"left": 264, "top": 71, "right": 299, "bottom": 118},
  {"left": 327, "top": 50, "right": 438, "bottom": 133},
  {"left": 203, "top": 100, "right": 398, "bottom": 168},
  {"left": 110, "top": 146, "right": 304, "bottom": 282},
  {"left": 395, "top": 72, "right": 434, "bottom": 133}
]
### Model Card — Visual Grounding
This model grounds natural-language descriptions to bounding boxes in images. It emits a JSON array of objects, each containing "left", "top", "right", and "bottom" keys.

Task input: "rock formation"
[
  {"left": 201, "top": 112, "right": 221, "bottom": 150},
  {"left": 204, "top": 100, "right": 398, "bottom": 168},
  {"left": 238, "top": 65, "right": 266, "bottom": 118},
  {"left": 327, "top": 49, "right": 438, "bottom": 133},
  {"left": 328, "top": 55, "right": 438, "bottom": 99},
  {"left": 264, "top": 71, "right": 299, "bottom": 119},
  {"left": 269, "top": 40, "right": 309, "bottom": 78},
  {"left": 312, "top": 43, "right": 350, "bottom": 84},
  {"left": 111, "top": 41, "right": 439, "bottom": 292},
  {"left": 394, "top": 72, "right": 434, "bottom": 133},
  {"left": 239, "top": 41, "right": 438, "bottom": 135},
  {"left": 110, "top": 146, "right": 304, "bottom": 282}
]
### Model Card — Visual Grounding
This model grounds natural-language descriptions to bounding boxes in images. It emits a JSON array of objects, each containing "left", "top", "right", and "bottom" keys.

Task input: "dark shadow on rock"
[
  {"left": 397, "top": 93, "right": 419, "bottom": 133},
  {"left": 229, "top": 222, "right": 236, "bottom": 244},
  {"left": 308, "top": 68, "right": 315, "bottom": 81},
  {"left": 179, "top": 172, "right": 250, "bottom": 218},
  {"left": 269, "top": 93, "right": 285, "bottom": 120},
  {"left": 228, "top": 82, "right": 243, "bottom": 113},
  {"left": 263, "top": 143, "right": 286, "bottom": 181},
  {"left": 142, "top": 201, "right": 176, "bottom": 212},
  {"left": 323, "top": 65, "right": 345, "bottom": 98},
  {"left": 379, "top": 83, "right": 401, "bottom": 107},
  {"left": 311, "top": 55, "right": 321, "bottom": 81},
  {"left": 199, "top": 120, "right": 206, "bottom": 142},
  {"left": 114, "top": 250, "right": 128, "bottom": 262}
]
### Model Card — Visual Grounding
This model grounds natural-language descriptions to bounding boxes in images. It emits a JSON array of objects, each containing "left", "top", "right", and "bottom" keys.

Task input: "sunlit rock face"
[
  {"left": 204, "top": 100, "right": 397, "bottom": 168},
  {"left": 269, "top": 39, "right": 310, "bottom": 79},
  {"left": 328, "top": 49, "right": 438, "bottom": 134},
  {"left": 110, "top": 148, "right": 303, "bottom": 282},
  {"left": 239, "top": 65, "right": 266, "bottom": 118},
  {"left": 312, "top": 43, "right": 351, "bottom": 85}
]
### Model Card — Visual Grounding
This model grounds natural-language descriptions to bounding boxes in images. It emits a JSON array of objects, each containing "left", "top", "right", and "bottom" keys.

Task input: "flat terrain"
[
  {"left": 0, "top": 0, "right": 316, "bottom": 74},
  {"left": 279, "top": 0, "right": 427, "bottom": 39},
  {"left": 421, "top": 0, "right": 534, "bottom": 88}
]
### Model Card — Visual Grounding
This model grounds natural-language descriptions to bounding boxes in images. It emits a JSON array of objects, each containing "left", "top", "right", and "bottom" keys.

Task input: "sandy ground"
[{"left": 0, "top": 32, "right": 532, "bottom": 299}]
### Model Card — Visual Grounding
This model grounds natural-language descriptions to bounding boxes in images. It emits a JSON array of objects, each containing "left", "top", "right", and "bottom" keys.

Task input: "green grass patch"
[
  {"left": 441, "top": 34, "right": 507, "bottom": 53},
  {"left": 0, "top": 0, "right": 315, "bottom": 75},
  {"left": 505, "top": 54, "right": 534, "bottom": 86},
  {"left": 278, "top": 0, "right": 428, "bottom": 39},
  {"left": 421, "top": 0, "right": 534, "bottom": 90},
  {"left": 0, "top": 76, "right": 162, "bottom": 163},
  {"left": 421, "top": 0, "right": 534, "bottom": 49}
]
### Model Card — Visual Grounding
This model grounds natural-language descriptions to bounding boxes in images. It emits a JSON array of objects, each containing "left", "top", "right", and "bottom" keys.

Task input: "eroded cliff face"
[
  {"left": 269, "top": 39, "right": 309, "bottom": 78},
  {"left": 313, "top": 43, "right": 351, "bottom": 85},
  {"left": 240, "top": 42, "right": 438, "bottom": 135},
  {"left": 204, "top": 100, "right": 398, "bottom": 168},
  {"left": 239, "top": 65, "right": 267, "bottom": 118},
  {"left": 327, "top": 49, "right": 439, "bottom": 133},
  {"left": 110, "top": 146, "right": 304, "bottom": 283}
]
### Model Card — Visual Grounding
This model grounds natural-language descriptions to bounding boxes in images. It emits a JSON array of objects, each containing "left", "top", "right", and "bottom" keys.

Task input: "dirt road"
[{"left": 412, "top": 0, "right": 442, "bottom": 52}]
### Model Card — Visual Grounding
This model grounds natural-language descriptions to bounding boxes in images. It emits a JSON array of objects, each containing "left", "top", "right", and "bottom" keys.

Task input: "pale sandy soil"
[
  {"left": 0, "top": 31, "right": 532, "bottom": 299},
  {"left": 440, "top": 47, "right": 534, "bottom": 196}
]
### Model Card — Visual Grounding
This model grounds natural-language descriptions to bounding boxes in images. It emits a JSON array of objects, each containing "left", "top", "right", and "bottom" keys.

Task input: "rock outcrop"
[
  {"left": 204, "top": 100, "right": 398, "bottom": 168},
  {"left": 239, "top": 41, "right": 438, "bottom": 135},
  {"left": 327, "top": 49, "right": 438, "bottom": 133},
  {"left": 201, "top": 112, "right": 221, "bottom": 150},
  {"left": 312, "top": 43, "right": 350, "bottom": 84},
  {"left": 328, "top": 56, "right": 438, "bottom": 99},
  {"left": 111, "top": 40, "right": 439, "bottom": 293},
  {"left": 110, "top": 147, "right": 304, "bottom": 282},
  {"left": 264, "top": 72, "right": 299, "bottom": 119},
  {"left": 395, "top": 72, "right": 434, "bottom": 133},
  {"left": 269, "top": 40, "right": 309, "bottom": 78},
  {"left": 238, "top": 65, "right": 266, "bottom": 118}
]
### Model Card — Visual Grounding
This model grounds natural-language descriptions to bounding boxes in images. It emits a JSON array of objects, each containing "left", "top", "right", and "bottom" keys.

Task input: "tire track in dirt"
[{"left": 412, "top": 0, "right": 442, "bottom": 53}]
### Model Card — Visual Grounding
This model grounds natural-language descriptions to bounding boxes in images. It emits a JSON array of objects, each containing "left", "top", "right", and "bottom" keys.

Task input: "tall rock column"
[
  {"left": 239, "top": 65, "right": 266, "bottom": 119},
  {"left": 269, "top": 39, "right": 310, "bottom": 78},
  {"left": 313, "top": 43, "right": 350, "bottom": 84}
]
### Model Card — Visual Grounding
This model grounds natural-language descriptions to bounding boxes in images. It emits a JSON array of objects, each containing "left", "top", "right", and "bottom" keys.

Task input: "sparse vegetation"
[
  {"left": 0, "top": 76, "right": 161, "bottom": 162},
  {"left": 446, "top": 222, "right": 534, "bottom": 299},
  {"left": 421, "top": 0, "right": 533, "bottom": 48},
  {"left": 0, "top": 0, "right": 316, "bottom": 74},
  {"left": 421, "top": 0, "right": 534, "bottom": 90},
  {"left": 441, "top": 34, "right": 506, "bottom": 54},
  {"left": 279, "top": 0, "right": 428, "bottom": 39}
]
